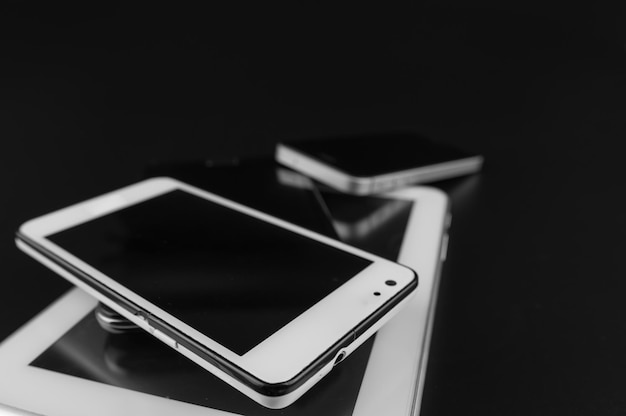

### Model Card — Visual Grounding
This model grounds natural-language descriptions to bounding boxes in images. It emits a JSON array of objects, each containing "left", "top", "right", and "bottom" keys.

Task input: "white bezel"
[
  {"left": 16, "top": 177, "right": 417, "bottom": 408},
  {"left": 1, "top": 185, "right": 449, "bottom": 416}
]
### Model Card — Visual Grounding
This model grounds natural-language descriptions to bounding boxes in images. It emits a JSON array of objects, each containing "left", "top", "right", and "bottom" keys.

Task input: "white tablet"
[{"left": 0, "top": 186, "right": 449, "bottom": 416}]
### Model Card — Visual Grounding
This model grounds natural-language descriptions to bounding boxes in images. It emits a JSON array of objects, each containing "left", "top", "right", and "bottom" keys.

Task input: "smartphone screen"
[
  {"left": 47, "top": 189, "right": 371, "bottom": 356},
  {"left": 145, "top": 158, "right": 337, "bottom": 237}
]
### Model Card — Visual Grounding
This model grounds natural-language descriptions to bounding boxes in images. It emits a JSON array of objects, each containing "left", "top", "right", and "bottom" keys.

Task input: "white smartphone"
[
  {"left": 14, "top": 177, "right": 417, "bottom": 409},
  {"left": 276, "top": 132, "right": 483, "bottom": 195}
]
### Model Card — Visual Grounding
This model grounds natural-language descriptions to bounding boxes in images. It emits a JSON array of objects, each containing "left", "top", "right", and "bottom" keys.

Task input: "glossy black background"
[{"left": 2, "top": 3, "right": 626, "bottom": 415}]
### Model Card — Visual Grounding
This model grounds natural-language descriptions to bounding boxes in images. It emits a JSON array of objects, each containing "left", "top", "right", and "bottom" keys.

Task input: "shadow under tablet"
[{"left": 29, "top": 159, "right": 414, "bottom": 415}]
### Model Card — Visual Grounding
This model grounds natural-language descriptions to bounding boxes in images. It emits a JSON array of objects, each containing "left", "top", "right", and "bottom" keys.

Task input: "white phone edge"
[
  {"left": 1, "top": 185, "right": 450, "bottom": 416},
  {"left": 276, "top": 142, "right": 483, "bottom": 195},
  {"left": 15, "top": 177, "right": 417, "bottom": 409}
]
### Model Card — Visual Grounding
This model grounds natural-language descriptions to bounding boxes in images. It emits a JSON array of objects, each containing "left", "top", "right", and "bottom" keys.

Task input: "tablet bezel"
[{"left": 0, "top": 186, "right": 448, "bottom": 416}]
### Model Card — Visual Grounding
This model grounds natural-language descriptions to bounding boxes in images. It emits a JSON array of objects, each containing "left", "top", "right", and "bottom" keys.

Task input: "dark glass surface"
[
  {"left": 48, "top": 189, "right": 371, "bottom": 355},
  {"left": 286, "top": 133, "right": 478, "bottom": 177}
]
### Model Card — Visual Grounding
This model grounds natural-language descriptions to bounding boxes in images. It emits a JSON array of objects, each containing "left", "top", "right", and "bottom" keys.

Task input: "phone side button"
[
  {"left": 151, "top": 327, "right": 179, "bottom": 349},
  {"left": 440, "top": 234, "right": 449, "bottom": 262}
]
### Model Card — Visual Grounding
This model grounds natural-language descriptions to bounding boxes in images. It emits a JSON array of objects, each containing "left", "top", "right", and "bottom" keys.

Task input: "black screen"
[{"left": 48, "top": 190, "right": 371, "bottom": 355}]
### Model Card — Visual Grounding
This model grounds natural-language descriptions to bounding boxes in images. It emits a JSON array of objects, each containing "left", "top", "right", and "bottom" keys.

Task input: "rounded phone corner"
[
  {"left": 139, "top": 176, "right": 180, "bottom": 187},
  {"left": 244, "top": 330, "right": 357, "bottom": 408},
  {"left": 15, "top": 218, "right": 40, "bottom": 240},
  {"left": 408, "top": 266, "right": 419, "bottom": 288},
  {"left": 393, "top": 261, "right": 419, "bottom": 290}
]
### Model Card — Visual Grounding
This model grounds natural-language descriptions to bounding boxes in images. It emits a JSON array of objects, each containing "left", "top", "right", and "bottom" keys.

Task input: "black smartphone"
[{"left": 276, "top": 132, "right": 483, "bottom": 195}]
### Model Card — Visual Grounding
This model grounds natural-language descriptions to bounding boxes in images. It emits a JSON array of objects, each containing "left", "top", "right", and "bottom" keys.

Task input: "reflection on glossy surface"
[{"left": 318, "top": 189, "right": 413, "bottom": 260}]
